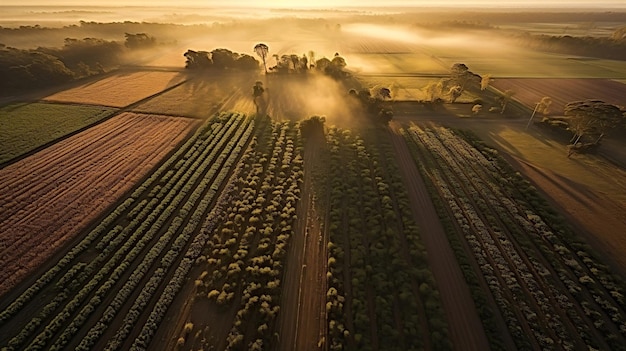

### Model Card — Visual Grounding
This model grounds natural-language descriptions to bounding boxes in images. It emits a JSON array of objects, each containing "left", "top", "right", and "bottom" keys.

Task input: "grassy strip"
[{"left": 0, "top": 102, "right": 115, "bottom": 164}]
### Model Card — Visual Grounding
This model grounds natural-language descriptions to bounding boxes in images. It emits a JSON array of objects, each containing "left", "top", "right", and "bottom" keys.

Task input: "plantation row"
[
  {"left": 0, "top": 112, "right": 254, "bottom": 351},
  {"left": 402, "top": 124, "right": 626, "bottom": 350},
  {"left": 323, "top": 126, "right": 450, "bottom": 351},
  {"left": 0, "top": 112, "right": 197, "bottom": 296},
  {"left": 166, "top": 117, "right": 304, "bottom": 350}
]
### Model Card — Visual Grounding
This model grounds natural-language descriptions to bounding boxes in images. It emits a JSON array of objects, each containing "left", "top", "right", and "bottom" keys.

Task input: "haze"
[
  {"left": 3, "top": 0, "right": 626, "bottom": 7},
  {"left": 1, "top": 0, "right": 626, "bottom": 350}
]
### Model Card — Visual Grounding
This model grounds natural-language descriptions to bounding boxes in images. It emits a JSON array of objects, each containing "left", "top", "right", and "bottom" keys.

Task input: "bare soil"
[
  {"left": 277, "top": 127, "right": 327, "bottom": 351},
  {"left": 388, "top": 122, "right": 491, "bottom": 351}
]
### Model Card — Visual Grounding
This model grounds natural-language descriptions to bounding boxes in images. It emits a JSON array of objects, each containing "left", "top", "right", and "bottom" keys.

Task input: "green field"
[
  {"left": 421, "top": 45, "right": 626, "bottom": 78},
  {"left": 0, "top": 103, "right": 116, "bottom": 164}
]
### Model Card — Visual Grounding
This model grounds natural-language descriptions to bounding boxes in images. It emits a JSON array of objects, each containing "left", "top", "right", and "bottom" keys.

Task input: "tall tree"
[
  {"left": 254, "top": 43, "right": 269, "bottom": 74},
  {"left": 480, "top": 74, "right": 492, "bottom": 91},
  {"left": 499, "top": 89, "right": 516, "bottom": 114},
  {"left": 564, "top": 100, "right": 623, "bottom": 144},
  {"left": 252, "top": 81, "right": 265, "bottom": 115},
  {"left": 526, "top": 96, "right": 552, "bottom": 129}
]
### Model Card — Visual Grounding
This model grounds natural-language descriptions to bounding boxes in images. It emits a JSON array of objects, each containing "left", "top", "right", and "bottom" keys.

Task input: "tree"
[
  {"left": 449, "top": 63, "right": 480, "bottom": 97},
  {"left": 252, "top": 81, "right": 265, "bottom": 115},
  {"left": 183, "top": 50, "right": 211, "bottom": 69},
  {"left": 447, "top": 85, "right": 463, "bottom": 103},
  {"left": 124, "top": 33, "right": 156, "bottom": 49},
  {"left": 326, "top": 53, "right": 347, "bottom": 79},
  {"left": 526, "top": 96, "right": 552, "bottom": 129},
  {"left": 480, "top": 74, "right": 491, "bottom": 91},
  {"left": 498, "top": 89, "right": 516, "bottom": 114},
  {"left": 611, "top": 25, "right": 626, "bottom": 40},
  {"left": 472, "top": 104, "right": 482, "bottom": 114},
  {"left": 377, "top": 87, "right": 391, "bottom": 100},
  {"left": 564, "top": 100, "right": 624, "bottom": 144},
  {"left": 315, "top": 57, "right": 331, "bottom": 73},
  {"left": 424, "top": 80, "right": 444, "bottom": 102},
  {"left": 254, "top": 43, "right": 269, "bottom": 73}
]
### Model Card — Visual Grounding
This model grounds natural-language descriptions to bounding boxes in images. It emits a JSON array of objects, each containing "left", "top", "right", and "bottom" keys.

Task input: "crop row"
[
  {"left": 0, "top": 112, "right": 254, "bottom": 350},
  {"left": 323, "top": 126, "right": 450, "bottom": 351},
  {"left": 162, "top": 118, "right": 304, "bottom": 350},
  {"left": 0, "top": 113, "right": 197, "bottom": 296},
  {"left": 403, "top": 124, "right": 626, "bottom": 350}
]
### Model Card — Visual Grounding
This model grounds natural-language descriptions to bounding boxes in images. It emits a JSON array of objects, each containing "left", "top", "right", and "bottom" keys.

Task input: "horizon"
[{"left": 2, "top": 0, "right": 626, "bottom": 9}]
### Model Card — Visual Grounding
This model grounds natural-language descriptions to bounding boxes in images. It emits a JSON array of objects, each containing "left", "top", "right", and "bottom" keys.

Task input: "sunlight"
[{"left": 343, "top": 23, "right": 423, "bottom": 43}]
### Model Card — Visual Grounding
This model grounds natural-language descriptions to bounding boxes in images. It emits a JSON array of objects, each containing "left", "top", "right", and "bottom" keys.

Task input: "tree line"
[
  {"left": 0, "top": 33, "right": 156, "bottom": 96},
  {"left": 509, "top": 32, "right": 626, "bottom": 61}
]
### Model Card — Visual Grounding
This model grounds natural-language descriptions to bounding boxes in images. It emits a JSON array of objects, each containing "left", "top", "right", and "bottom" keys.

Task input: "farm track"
[
  {"left": 0, "top": 113, "right": 198, "bottom": 297},
  {"left": 277, "top": 127, "right": 327, "bottom": 351},
  {"left": 0, "top": 113, "right": 253, "bottom": 350},
  {"left": 387, "top": 122, "right": 490, "bottom": 351},
  {"left": 403, "top": 123, "right": 626, "bottom": 350}
]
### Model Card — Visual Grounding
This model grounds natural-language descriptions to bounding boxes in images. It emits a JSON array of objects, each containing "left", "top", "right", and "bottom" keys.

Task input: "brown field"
[
  {"left": 490, "top": 78, "right": 626, "bottom": 115},
  {"left": 43, "top": 71, "right": 188, "bottom": 107},
  {"left": 0, "top": 112, "right": 198, "bottom": 296}
]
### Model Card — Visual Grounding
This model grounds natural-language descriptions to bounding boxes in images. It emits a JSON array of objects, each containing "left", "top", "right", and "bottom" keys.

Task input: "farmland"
[
  {"left": 401, "top": 124, "right": 626, "bottom": 350},
  {"left": 0, "top": 112, "right": 198, "bottom": 297},
  {"left": 489, "top": 78, "right": 626, "bottom": 115},
  {"left": 1, "top": 5, "right": 626, "bottom": 351},
  {"left": 43, "top": 71, "right": 188, "bottom": 108},
  {"left": 0, "top": 102, "right": 115, "bottom": 164}
]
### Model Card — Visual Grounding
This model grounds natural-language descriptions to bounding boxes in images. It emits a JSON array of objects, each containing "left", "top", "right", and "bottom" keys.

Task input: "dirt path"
[
  {"left": 277, "top": 131, "right": 326, "bottom": 351},
  {"left": 388, "top": 122, "right": 491, "bottom": 351}
]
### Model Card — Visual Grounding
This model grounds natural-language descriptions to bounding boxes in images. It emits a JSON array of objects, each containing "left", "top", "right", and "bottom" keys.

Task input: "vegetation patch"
[{"left": 0, "top": 102, "right": 115, "bottom": 164}]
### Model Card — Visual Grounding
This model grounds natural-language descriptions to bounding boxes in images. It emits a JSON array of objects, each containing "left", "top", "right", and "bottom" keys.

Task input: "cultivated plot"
[
  {"left": 489, "top": 78, "right": 626, "bottom": 115},
  {"left": 0, "top": 102, "right": 115, "bottom": 164},
  {"left": 345, "top": 53, "right": 448, "bottom": 75},
  {"left": 43, "top": 71, "right": 188, "bottom": 107},
  {"left": 132, "top": 73, "right": 254, "bottom": 119},
  {"left": 0, "top": 112, "right": 199, "bottom": 296}
]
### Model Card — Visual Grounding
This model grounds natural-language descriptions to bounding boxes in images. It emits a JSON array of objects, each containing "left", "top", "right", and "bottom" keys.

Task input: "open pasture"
[
  {"left": 0, "top": 102, "right": 115, "bottom": 164},
  {"left": 498, "top": 22, "right": 622, "bottom": 37},
  {"left": 0, "top": 112, "right": 198, "bottom": 297},
  {"left": 43, "top": 71, "right": 188, "bottom": 107},
  {"left": 345, "top": 53, "right": 448, "bottom": 76},
  {"left": 489, "top": 78, "right": 626, "bottom": 115},
  {"left": 421, "top": 44, "right": 626, "bottom": 78}
]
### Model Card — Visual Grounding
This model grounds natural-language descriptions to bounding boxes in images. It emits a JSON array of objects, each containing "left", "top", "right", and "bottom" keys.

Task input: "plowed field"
[{"left": 0, "top": 112, "right": 198, "bottom": 296}]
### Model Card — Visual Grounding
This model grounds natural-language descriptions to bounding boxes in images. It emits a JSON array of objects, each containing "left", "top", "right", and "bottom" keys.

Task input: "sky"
[{"left": 3, "top": 0, "right": 626, "bottom": 7}]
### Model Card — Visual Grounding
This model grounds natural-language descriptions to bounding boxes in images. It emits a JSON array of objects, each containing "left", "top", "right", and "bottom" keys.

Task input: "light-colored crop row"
[
  {"left": 0, "top": 112, "right": 253, "bottom": 351},
  {"left": 159, "top": 119, "right": 302, "bottom": 350},
  {"left": 404, "top": 124, "right": 626, "bottom": 350}
]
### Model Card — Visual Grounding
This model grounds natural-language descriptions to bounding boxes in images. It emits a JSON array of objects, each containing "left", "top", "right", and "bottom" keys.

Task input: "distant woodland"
[{"left": 0, "top": 32, "right": 156, "bottom": 95}]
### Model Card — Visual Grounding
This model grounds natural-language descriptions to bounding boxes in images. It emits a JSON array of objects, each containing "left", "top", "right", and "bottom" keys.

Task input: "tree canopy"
[
  {"left": 564, "top": 99, "right": 624, "bottom": 144},
  {"left": 0, "top": 37, "right": 125, "bottom": 95},
  {"left": 253, "top": 43, "right": 269, "bottom": 73},
  {"left": 184, "top": 48, "right": 259, "bottom": 71}
]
